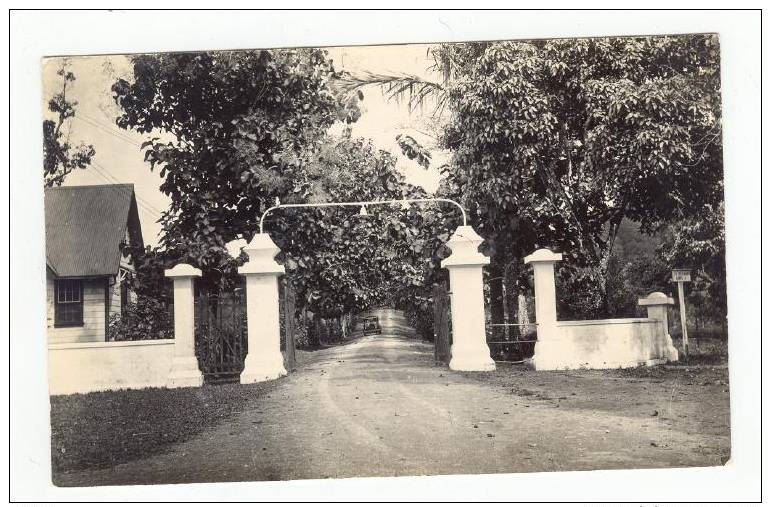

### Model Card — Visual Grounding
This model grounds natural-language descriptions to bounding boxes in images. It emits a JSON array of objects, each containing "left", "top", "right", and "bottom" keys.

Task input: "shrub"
[{"left": 107, "top": 298, "right": 173, "bottom": 341}]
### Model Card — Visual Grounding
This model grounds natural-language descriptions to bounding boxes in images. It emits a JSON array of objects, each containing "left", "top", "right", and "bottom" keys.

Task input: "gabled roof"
[{"left": 45, "top": 184, "right": 144, "bottom": 277}]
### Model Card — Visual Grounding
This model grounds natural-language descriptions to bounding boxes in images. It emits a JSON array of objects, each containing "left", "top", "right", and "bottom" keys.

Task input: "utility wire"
[
  {"left": 88, "top": 163, "right": 163, "bottom": 220},
  {"left": 74, "top": 114, "right": 170, "bottom": 216},
  {"left": 76, "top": 114, "right": 143, "bottom": 148},
  {"left": 90, "top": 161, "right": 164, "bottom": 215}
]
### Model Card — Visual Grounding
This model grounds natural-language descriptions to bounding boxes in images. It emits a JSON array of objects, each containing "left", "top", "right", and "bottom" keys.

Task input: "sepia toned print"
[{"left": 43, "top": 35, "right": 729, "bottom": 487}]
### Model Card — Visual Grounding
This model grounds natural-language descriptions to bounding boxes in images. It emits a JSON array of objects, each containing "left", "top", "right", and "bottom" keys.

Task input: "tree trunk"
[
  {"left": 503, "top": 261, "right": 520, "bottom": 340},
  {"left": 309, "top": 314, "right": 321, "bottom": 349},
  {"left": 488, "top": 261, "right": 505, "bottom": 343}
]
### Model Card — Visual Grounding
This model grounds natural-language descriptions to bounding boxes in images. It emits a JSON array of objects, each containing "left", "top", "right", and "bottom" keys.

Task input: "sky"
[{"left": 42, "top": 44, "right": 448, "bottom": 247}]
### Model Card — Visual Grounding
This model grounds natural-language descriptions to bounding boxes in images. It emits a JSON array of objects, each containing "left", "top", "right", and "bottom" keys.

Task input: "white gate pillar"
[
  {"left": 525, "top": 249, "right": 562, "bottom": 370},
  {"left": 441, "top": 225, "right": 495, "bottom": 371},
  {"left": 165, "top": 263, "right": 204, "bottom": 388},
  {"left": 239, "top": 233, "right": 287, "bottom": 383},
  {"left": 638, "top": 291, "right": 679, "bottom": 361},
  {"left": 524, "top": 248, "right": 562, "bottom": 334}
]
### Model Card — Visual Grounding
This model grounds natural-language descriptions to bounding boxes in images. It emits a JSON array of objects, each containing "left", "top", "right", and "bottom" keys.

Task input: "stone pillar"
[
  {"left": 524, "top": 249, "right": 562, "bottom": 331},
  {"left": 524, "top": 249, "right": 563, "bottom": 370},
  {"left": 638, "top": 291, "right": 679, "bottom": 361},
  {"left": 239, "top": 233, "right": 287, "bottom": 383},
  {"left": 441, "top": 225, "right": 495, "bottom": 371},
  {"left": 165, "top": 263, "right": 204, "bottom": 388}
]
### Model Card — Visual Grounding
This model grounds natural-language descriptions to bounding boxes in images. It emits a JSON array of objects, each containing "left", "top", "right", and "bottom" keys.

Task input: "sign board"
[{"left": 671, "top": 269, "right": 691, "bottom": 283}]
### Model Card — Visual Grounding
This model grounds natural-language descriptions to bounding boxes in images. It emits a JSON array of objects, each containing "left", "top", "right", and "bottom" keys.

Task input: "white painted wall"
[
  {"left": 531, "top": 318, "right": 679, "bottom": 370},
  {"left": 48, "top": 339, "right": 174, "bottom": 395},
  {"left": 46, "top": 275, "right": 107, "bottom": 343}
]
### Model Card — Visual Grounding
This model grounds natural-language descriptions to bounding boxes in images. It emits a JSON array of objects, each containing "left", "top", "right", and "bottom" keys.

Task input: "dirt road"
[{"left": 56, "top": 335, "right": 729, "bottom": 487}]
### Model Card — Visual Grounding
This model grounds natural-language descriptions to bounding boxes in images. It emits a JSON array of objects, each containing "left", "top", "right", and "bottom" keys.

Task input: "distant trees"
[
  {"left": 43, "top": 61, "right": 95, "bottom": 187},
  {"left": 659, "top": 201, "right": 727, "bottom": 327}
]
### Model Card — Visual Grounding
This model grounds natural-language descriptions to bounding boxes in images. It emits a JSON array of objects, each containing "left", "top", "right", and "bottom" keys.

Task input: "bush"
[
  {"left": 107, "top": 298, "right": 173, "bottom": 341},
  {"left": 404, "top": 304, "right": 434, "bottom": 342}
]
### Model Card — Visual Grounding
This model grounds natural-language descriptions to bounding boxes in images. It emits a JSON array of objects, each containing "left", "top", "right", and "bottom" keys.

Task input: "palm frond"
[{"left": 331, "top": 70, "right": 446, "bottom": 113}]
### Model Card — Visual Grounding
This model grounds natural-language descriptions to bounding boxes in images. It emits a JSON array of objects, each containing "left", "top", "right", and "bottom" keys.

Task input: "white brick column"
[
  {"left": 165, "top": 263, "right": 203, "bottom": 388},
  {"left": 638, "top": 291, "right": 679, "bottom": 361},
  {"left": 525, "top": 249, "right": 563, "bottom": 370},
  {"left": 524, "top": 248, "right": 562, "bottom": 332},
  {"left": 441, "top": 225, "right": 495, "bottom": 371},
  {"left": 239, "top": 233, "right": 287, "bottom": 383}
]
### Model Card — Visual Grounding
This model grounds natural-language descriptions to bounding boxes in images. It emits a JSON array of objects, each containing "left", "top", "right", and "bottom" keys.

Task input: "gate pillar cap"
[
  {"left": 165, "top": 263, "right": 202, "bottom": 278},
  {"left": 638, "top": 291, "right": 675, "bottom": 307},
  {"left": 524, "top": 248, "right": 563, "bottom": 264},
  {"left": 441, "top": 225, "right": 490, "bottom": 268},
  {"left": 238, "top": 233, "right": 285, "bottom": 275}
]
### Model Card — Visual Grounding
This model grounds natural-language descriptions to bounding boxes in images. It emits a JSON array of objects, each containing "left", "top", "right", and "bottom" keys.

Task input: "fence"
[
  {"left": 192, "top": 278, "right": 297, "bottom": 383},
  {"left": 484, "top": 271, "right": 538, "bottom": 363},
  {"left": 194, "top": 287, "right": 248, "bottom": 383}
]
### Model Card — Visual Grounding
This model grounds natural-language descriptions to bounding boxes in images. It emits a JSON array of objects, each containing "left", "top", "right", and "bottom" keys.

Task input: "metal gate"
[
  {"left": 433, "top": 282, "right": 452, "bottom": 363},
  {"left": 486, "top": 294, "right": 538, "bottom": 363},
  {"left": 195, "top": 288, "right": 248, "bottom": 384}
]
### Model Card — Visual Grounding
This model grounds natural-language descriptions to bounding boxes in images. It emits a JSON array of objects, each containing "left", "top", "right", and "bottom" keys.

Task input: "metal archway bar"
[{"left": 259, "top": 197, "right": 467, "bottom": 234}]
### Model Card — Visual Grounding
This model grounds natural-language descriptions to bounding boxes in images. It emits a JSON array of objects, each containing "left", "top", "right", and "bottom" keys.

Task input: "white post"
[
  {"left": 524, "top": 249, "right": 563, "bottom": 370},
  {"left": 676, "top": 281, "right": 689, "bottom": 358},
  {"left": 638, "top": 291, "right": 679, "bottom": 362},
  {"left": 441, "top": 225, "right": 495, "bottom": 371},
  {"left": 239, "top": 233, "right": 287, "bottom": 383},
  {"left": 165, "top": 263, "right": 204, "bottom": 388},
  {"left": 524, "top": 248, "right": 562, "bottom": 334}
]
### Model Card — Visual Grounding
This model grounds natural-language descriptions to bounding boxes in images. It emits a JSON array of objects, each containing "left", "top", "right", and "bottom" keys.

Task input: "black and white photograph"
[{"left": 9, "top": 8, "right": 762, "bottom": 503}]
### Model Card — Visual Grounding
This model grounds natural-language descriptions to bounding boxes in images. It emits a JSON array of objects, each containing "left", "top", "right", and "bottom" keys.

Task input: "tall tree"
[
  {"left": 113, "top": 51, "right": 454, "bottom": 337},
  {"left": 340, "top": 35, "right": 724, "bottom": 318},
  {"left": 43, "top": 61, "right": 95, "bottom": 187},
  {"left": 112, "top": 49, "right": 358, "bottom": 289}
]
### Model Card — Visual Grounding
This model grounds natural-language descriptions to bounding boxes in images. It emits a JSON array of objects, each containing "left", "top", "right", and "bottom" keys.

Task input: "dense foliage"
[
  {"left": 437, "top": 36, "right": 722, "bottom": 318},
  {"left": 341, "top": 35, "right": 724, "bottom": 320},
  {"left": 107, "top": 245, "right": 175, "bottom": 341},
  {"left": 658, "top": 201, "right": 727, "bottom": 325},
  {"left": 113, "top": 50, "right": 455, "bottom": 343},
  {"left": 112, "top": 49, "right": 357, "bottom": 289},
  {"left": 111, "top": 36, "right": 727, "bottom": 347}
]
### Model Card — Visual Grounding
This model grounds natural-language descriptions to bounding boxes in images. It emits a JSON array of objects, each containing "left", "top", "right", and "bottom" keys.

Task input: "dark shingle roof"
[{"left": 45, "top": 184, "right": 143, "bottom": 277}]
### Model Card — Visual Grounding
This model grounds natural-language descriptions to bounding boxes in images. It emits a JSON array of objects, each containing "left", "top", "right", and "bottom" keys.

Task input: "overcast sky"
[{"left": 42, "top": 44, "right": 447, "bottom": 247}]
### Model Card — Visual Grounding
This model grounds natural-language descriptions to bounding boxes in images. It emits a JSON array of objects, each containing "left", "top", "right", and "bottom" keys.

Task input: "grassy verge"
[
  {"left": 671, "top": 334, "right": 728, "bottom": 366},
  {"left": 461, "top": 357, "right": 730, "bottom": 452},
  {"left": 50, "top": 379, "right": 280, "bottom": 474}
]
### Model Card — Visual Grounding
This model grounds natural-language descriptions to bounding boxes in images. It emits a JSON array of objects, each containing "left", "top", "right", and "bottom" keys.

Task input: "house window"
[{"left": 55, "top": 279, "right": 83, "bottom": 327}]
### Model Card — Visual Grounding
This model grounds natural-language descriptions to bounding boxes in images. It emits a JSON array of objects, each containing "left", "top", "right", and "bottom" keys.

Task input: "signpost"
[{"left": 671, "top": 269, "right": 692, "bottom": 358}]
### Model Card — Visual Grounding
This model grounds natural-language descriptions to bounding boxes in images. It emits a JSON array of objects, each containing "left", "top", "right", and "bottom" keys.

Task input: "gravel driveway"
[{"left": 55, "top": 335, "right": 729, "bottom": 487}]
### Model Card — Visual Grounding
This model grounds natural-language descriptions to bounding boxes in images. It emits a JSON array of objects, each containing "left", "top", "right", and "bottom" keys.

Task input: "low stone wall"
[
  {"left": 48, "top": 339, "right": 175, "bottom": 395},
  {"left": 531, "top": 318, "right": 679, "bottom": 370}
]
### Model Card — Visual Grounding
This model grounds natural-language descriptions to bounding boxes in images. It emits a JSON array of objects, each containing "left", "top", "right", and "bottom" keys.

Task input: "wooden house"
[{"left": 45, "top": 184, "right": 144, "bottom": 343}]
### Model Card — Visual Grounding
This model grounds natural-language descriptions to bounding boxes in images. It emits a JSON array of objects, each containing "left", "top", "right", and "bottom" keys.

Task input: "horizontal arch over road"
[{"left": 258, "top": 197, "right": 467, "bottom": 234}]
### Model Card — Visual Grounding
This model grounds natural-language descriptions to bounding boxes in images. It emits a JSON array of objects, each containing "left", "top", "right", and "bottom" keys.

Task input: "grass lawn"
[{"left": 50, "top": 379, "right": 282, "bottom": 474}]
